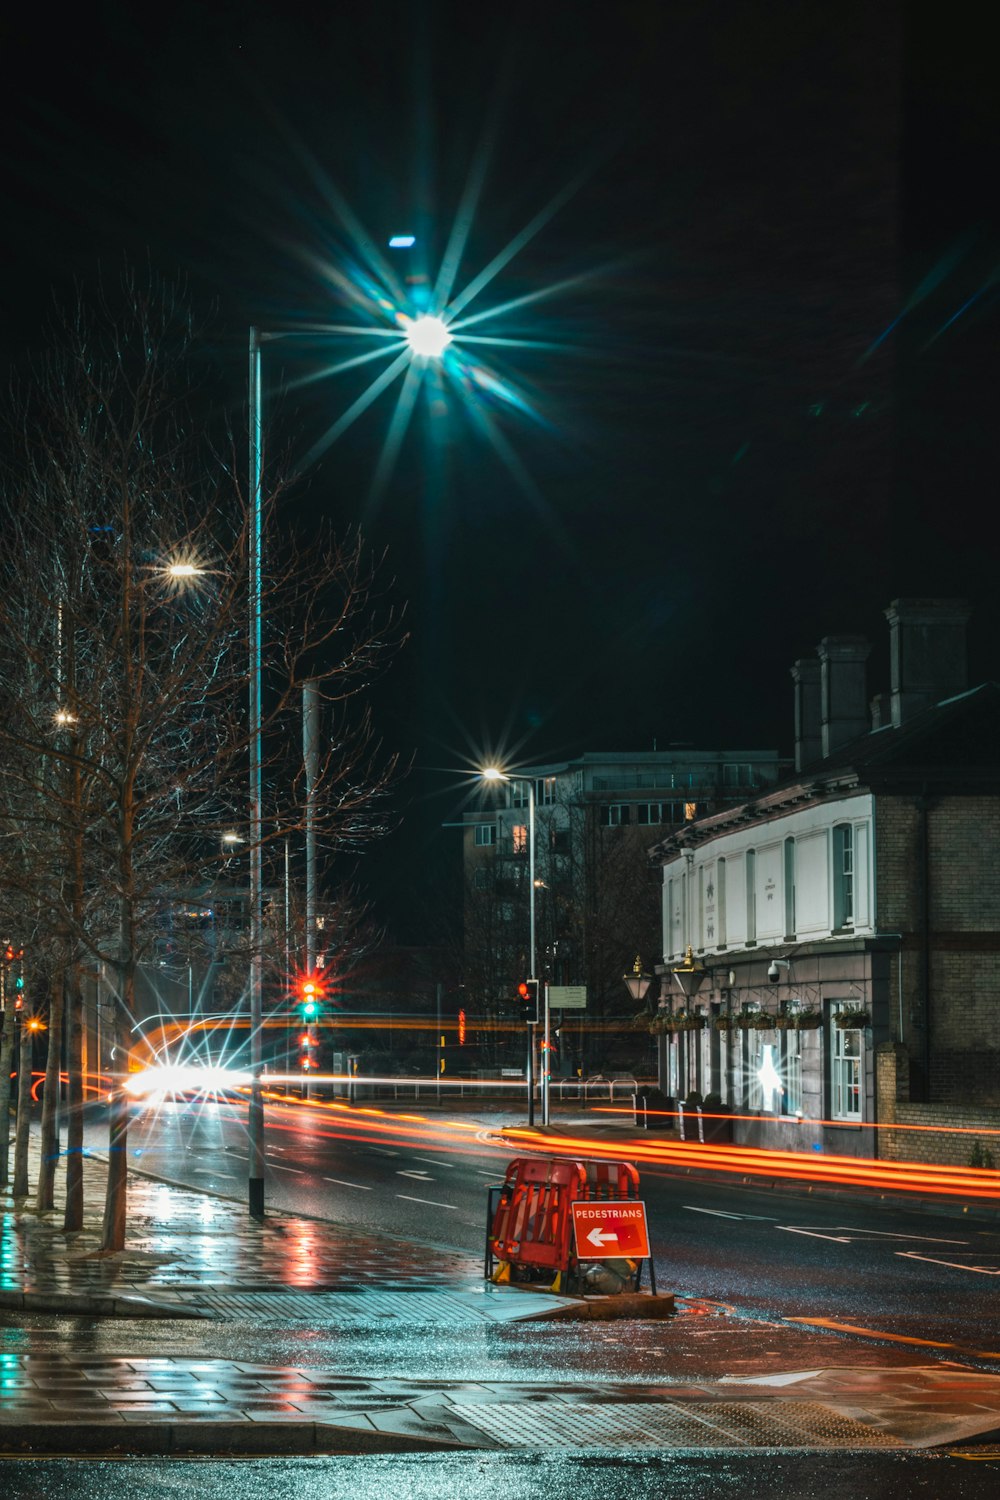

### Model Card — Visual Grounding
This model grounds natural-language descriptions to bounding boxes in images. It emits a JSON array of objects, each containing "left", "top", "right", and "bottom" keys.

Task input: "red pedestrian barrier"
[{"left": 486, "top": 1156, "right": 653, "bottom": 1294}]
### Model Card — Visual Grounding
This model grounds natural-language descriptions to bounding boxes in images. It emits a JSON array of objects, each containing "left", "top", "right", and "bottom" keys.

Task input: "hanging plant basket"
[
  {"left": 835, "top": 1008, "right": 871, "bottom": 1029},
  {"left": 714, "top": 1015, "right": 734, "bottom": 1032},
  {"left": 792, "top": 1010, "right": 822, "bottom": 1030},
  {"left": 773, "top": 1014, "right": 793, "bottom": 1031},
  {"left": 751, "top": 1012, "right": 776, "bottom": 1031}
]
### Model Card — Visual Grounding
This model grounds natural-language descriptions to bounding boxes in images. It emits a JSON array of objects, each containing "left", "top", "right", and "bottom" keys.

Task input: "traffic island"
[{"left": 528, "top": 1290, "right": 675, "bottom": 1321}]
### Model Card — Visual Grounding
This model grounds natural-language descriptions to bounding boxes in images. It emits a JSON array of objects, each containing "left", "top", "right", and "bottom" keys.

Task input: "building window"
[
  {"left": 473, "top": 868, "right": 490, "bottom": 891},
  {"left": 833, "top": 824, "right": 854, "bottom": 929},
  {"left": 600, "top": 804, "right": 630, "bottom": 827},
  {"left": 783, "top": 837, "right": 796, "bottom": 939},
  {"left": 636, "top": 803, "right": 665, "bottom": 824},
  {"left": 474, "top": 824, "right": 496, "bottom": 847},
  {"left": 510, "top": 782, "right": 529, "bottom": 809},
  {"left": 831, "top": 1004, "right": 863, "bottom": 1121},
  {"left": 512, "top": 824, "right": 528, "bottom": 854},
  {"left": 551, "top": 827, "right": 570, "bottom": 854},
  {"left": 780, "top": 1026, "right": 802, "bottom": 1115},
  {"left": 537, "top": 777, "right": 556, "bottom": 805},
  {"left": 745, "top": 849, "right": 756, "bottom": 943},
  {"left": 684, "top": 801, "right": 698, "bottom": 821}
]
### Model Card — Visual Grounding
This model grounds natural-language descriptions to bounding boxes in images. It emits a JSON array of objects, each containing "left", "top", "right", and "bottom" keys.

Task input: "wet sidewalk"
[{"left": 4, "top": 1137, "right": 1000, "bottom": 1454}]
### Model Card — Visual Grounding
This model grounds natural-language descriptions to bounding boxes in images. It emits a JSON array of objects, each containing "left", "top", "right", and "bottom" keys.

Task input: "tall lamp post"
[
  {"left": 480, "top": 767, "right": 541, "bottom": 1125},
  {"left": 247, "top": 315, "right": 450, "bottom": 1218}
]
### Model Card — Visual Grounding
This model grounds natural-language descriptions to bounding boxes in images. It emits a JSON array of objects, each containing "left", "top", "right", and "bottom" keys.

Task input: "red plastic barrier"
[{"left": 488, "top": 1156, "right": 640, "bottom": 1274}]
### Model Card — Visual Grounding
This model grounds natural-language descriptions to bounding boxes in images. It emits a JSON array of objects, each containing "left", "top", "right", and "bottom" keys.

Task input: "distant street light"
[
  {"left": 165, "top": 562, "right": 201, "bottom": 580},
  {"left": 623, "top": 954, "right": 659, "bottom": 1014},
  {"left": 404, "top": 315, "right": 452, "bottom": 359}
]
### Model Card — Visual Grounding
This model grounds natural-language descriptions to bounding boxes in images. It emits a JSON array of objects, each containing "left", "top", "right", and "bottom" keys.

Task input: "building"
[
  {"left": 460, "top": 748, "right": 785, "bottom": 1073},
  {"left": 651, "top": 599, "right": 1000, "bottom": 1165}
]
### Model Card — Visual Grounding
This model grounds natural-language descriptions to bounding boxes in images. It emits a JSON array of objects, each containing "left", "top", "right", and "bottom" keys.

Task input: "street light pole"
[{"left": 247, "top": 325, "right": 265, "bottom": 1220}]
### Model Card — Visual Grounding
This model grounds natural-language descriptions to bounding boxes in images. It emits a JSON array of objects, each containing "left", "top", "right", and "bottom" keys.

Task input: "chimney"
[
  {"left": 884, "top": 598, "right": 972, "bottom": 727},
  {"left": 817, "top": 636, "right": 871, "bottom": 758},
  {"left": 869, "top": 692, "right": 891, "bottom": 730},
  {"left": 790, "top": 658, "right": 822, "bottom": 771}
]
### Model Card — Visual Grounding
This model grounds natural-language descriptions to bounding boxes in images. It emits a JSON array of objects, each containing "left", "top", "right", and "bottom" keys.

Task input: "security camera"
[{"left": 767, "top": 961, "right": 781, "bottom": 983}]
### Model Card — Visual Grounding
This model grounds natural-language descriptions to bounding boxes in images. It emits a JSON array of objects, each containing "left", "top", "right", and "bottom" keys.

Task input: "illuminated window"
[
  {"left": 831, "top": 1004, "right": 863, "bottom": 1121},
  {"left": 833, "top": 824, "right": 854, "bottom": 929},
  {"left": 780, "top": 1025, "right": 802, "bottom": 1115},
  {"left": 684, "top": 801, "right": 698, "bottom": 821},
  {"left": 474, "top": 823, "right": 496, "bottom": 846},
  {"left": 512, "top": 824, "right": 528, "bottom": 854}
]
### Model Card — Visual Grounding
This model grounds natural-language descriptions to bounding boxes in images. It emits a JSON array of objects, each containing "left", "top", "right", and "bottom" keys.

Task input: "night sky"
[{"left": 4, "top": 2, "right": 998, "bottom": 940}]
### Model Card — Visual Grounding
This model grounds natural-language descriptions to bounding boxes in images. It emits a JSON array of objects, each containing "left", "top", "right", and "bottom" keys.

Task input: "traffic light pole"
[{"left": 528, "top": 778, "right": 537, "bottom": 1128}]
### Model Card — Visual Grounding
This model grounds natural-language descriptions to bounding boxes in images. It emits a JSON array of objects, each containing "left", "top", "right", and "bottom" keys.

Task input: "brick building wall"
[{"left": 875, "top": 794, "right": 1000, "bottom": 1106}]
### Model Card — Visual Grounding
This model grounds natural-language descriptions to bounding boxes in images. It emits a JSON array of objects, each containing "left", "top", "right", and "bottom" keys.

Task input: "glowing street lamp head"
[
  {"left": 480, "top": 766, "right": 506, "bottom": 782},
  {"left": 405, "top": 314, "right": 452, "bottom": 360}
]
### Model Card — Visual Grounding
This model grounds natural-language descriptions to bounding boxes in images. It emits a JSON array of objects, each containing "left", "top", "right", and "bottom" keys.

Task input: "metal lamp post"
[{"left": 248, "top": 319, "right": 449, "bottom": 1217}]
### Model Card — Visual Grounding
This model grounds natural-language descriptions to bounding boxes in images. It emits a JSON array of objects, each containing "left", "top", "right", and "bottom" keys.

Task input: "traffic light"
[
  {"left": 296, "top": 972, "right": 325, "bottom": 1021},
  {"left": 516, "top": 978, "right": 540, "bottom": 1024}
]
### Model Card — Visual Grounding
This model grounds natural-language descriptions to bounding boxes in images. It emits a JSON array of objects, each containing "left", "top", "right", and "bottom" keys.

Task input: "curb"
[
  {"left": 0, "top": 1420, "right": 474, "bottom": 1457},
  {"left": 0, "top": 1290, "right": 209, "bottom": 1320}
]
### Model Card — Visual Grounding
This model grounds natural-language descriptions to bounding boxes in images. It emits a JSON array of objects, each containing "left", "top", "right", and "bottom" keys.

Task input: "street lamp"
[
  {"left": 246, "top": 321, "right": 447, "bottom": 1218},
  {"left": 623, "top": 954, "right": 660, "bottom": 1014},
  {"left": 480, "top": 766, "right": 545, "bottom": 1124}
]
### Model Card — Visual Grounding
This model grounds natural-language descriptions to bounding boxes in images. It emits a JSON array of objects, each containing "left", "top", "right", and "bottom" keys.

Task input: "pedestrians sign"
[
  {"left": 548, "top": 985, "right": 587, "bottom": 1009},
  {"left": 571, "top": 1200, "right": 650, "bottom": 1259}
]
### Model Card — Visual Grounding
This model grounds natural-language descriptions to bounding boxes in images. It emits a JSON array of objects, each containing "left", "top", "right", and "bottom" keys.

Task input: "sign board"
[
  {"left": 548, "top": 984, "right": 587, "bottom": 1009},
  {"left": 570, "top": 1200, "right": 650, "bottom": 1259}
]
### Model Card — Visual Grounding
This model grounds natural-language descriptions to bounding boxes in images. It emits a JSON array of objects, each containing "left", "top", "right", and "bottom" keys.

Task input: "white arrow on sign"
[{"left": 586, "top": 1227, "right": 619, "bottom": 1249}]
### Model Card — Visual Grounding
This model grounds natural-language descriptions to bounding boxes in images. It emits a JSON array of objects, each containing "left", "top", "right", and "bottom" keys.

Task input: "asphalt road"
[
  {"left": 2, "top": 1452, "right": 997, "bottom": 1500},
  {"left": 87, "top": 1097, "right": 1000, "bottom": 1368}
]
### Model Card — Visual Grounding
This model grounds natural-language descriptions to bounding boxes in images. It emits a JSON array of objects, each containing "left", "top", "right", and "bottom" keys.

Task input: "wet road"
[
  {"left": 1, "top": 1451, "right": 996, "bottom": 1499},
  {"left": 88, "top": 1099, "right": 1000, "bottom": 1364}
]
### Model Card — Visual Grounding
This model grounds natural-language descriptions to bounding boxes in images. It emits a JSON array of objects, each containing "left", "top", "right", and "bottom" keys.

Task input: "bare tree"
[{"left": 0, "top": 272, "right": 402, "bottom": 1248}]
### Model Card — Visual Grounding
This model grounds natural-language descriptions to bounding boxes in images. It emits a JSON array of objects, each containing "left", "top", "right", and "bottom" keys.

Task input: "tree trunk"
[
  {"left": 35, "top": 970, "right": 64, "bottom": 1212},
  {"left": 12, "top": 1017, "right": 32, "bottom": 1198},
  {"left": 62, "top": 964, "right": 84, "bottom": 1231},
  {"left": 100, "top": 1002, "right": 129, "bottom": 1251},
  {"left": 0, "top": 989, "right": 15, "bottom": 1188}
]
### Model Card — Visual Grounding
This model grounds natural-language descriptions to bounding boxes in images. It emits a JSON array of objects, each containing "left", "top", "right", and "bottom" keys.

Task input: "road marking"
[
  {"left": 896, "top": 1251, "right": 1000, "bottom": 1275},
  {"left": 371, "top": 1148, "right": 399, "bottom": 1157},
  {"left": 777, "top": 1225, "right": 967, "bottom": 1245},
  {"left": 396, "top": 1169, "right": 433, "bottom": 1180},
  {"left": 684, "top": 1206, "right": 777, "bottom": 1221},
  {"left": 475, "top": 1170, "right": 503, "bottom": 1178},
  {"left": 323, "top": 1177, "right": 373, "bottom": 1191},
  {"left": 397, "top": 1194, "right": 460, "bottom": 1210},
  {"left": 786, "top": 1317, "right": 955, "bottom": 1348},
  {"left": 413, "top": 1156, "right": 455, "bottom": 1169},
  {"left": 270, "top": 1163, "right": 303, "bottom": 1173},
  {"left": 776, "top": 1226, "right": 852, "bottom": 1243}
]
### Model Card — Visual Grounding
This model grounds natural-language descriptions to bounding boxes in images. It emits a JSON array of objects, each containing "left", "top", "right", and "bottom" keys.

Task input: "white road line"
[
  {"left": 684, "top": 1206, "right": 778, "bottom": 1220},
  {"left": 397, "top": 1194, "right": 460, "bottom": 1211},
  {"left": 396, "top": 1169, "right": 433, "bottom": 1180},
  {"left": 777, "top": 1225, "right": 967, "bottom": 1245},
  {"left": 413, "top": 1156, "right": 455, "bottom": 1169},
  {"left": 323, "top": 1177, "right": 373, "bottom": 1191},
  {"left": 270, "top": 1163, "right": 304, "bottom": 1173},
  {"left": 896, "top": 1251, "right": 1000, "bottom": 1275},
  {"left": 371, "top": 1148, "right": 399, "bottom": 1157},
  {"left": 475, "top": 1170, "right": 503, "bottom": 1178}
]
